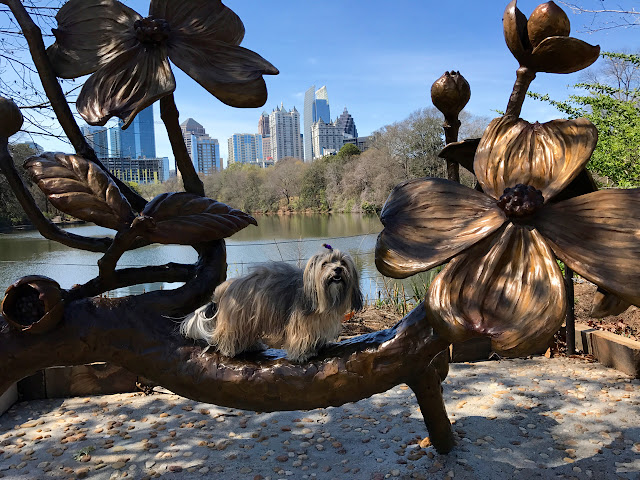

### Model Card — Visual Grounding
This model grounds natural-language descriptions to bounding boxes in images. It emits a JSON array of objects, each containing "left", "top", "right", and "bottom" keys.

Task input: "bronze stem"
[
  {"left": 564, "top": 265, "right": 575, "bottom": 355},
  {"left": 505, "top": 66, "right": 536, "bottom": 118},
  {"left": 66, "top": 263, "right": 196, "bottom": 301},
  {"left": 160, "top": 95, "right": 205, "bottom": 196},
  {"left": 2, "top": 0, "right": 147, "bottom": 212},
  {"left": 443, "top": 115, "right": 461, "bottom": 183}
]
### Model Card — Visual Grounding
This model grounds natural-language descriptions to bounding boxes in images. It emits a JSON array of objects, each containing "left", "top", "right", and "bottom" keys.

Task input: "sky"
[{"left": 7, "top": 0, "right": 640, "bottom": 168}]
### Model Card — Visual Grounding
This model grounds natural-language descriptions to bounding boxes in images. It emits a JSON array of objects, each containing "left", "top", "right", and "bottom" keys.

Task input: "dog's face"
[{"left": 303, "top": 249, "right": 363, "bottom": 314}]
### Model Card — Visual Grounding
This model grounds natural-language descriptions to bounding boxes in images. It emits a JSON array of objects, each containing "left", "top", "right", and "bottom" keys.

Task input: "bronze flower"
[
  {"left": 376, "top": 115, "right": 640, "bottom": 356},
  {"left": 47, "top": 0, "right": 279, "bottom": 128},
  {"left": 1, "top": 276, "right": 64, "bottom": 334},
  {"left": 503, "top": 0, "right": 600, "bottom": 73}
]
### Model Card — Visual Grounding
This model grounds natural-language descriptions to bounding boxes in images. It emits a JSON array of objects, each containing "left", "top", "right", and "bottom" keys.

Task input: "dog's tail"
[{"left": 179, "top": 302, "right": 217, "bottom": 344}]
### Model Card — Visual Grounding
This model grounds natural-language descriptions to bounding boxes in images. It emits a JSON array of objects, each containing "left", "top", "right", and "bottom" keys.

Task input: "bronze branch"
[{"left": 160, "top": 95, "right": 205, "bottom": 196}]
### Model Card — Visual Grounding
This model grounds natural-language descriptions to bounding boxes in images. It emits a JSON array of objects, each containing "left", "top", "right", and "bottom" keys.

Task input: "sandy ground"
[{"left": 0, "top": 356, "right": 638, "bottom": 480}]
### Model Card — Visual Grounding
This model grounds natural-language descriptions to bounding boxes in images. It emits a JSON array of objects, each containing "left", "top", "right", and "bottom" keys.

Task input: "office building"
[
  {"left": 258, "top": 112, "right": 272, "bottom": 161},
  {"left": 181, "top": 118, "right": 221, "bottom": 175},
  {"left": 303, "top": 85, "right": 331, "bottom": 162},
  {"left": 336, "top": 107, "right": 358, "bottom": 139},
  {"left": 269, "top": 104, "right": 303, "bottom": 161},
  {"left": 227, "top": 134, "right": 264, "bottom": 165},
  {"left": 81, "top": 125, "right": 109, "bottom": 159},
  {"left": 105, "top": 156, "right": 170, "bottom": 184},
  {"left": 311, "top": 119, "right": 344, "bottom": 159},
  {"left": 110, "top": 106, "right": 156, "bottom": 159},
  {"left": 258, "top": 112, "right": 270, "bottom": 136},
  {"left": 343, "top": 135, "right": 372, "bottom": 153}
]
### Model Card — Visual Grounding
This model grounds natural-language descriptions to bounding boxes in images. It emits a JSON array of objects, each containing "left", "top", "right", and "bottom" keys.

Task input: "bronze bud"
[
  {"left": 431, "top": 71, "right": 471, "bottom": 119},
  {"left": 0, "top": 96, "right": 24, "bottom": 138},
  {"left": 1, "top": 276, "right": 64, "bottom": 334},
  {"left": 527, "top": 1, "right": 571, "bottom": 48}
]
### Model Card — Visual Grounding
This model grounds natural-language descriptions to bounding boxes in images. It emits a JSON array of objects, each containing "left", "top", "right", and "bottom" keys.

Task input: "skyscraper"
[
  {"left": 336, "top": 107, "right": 358, "bottom": 139},
  {"left": 258, "top": 112, "right": 272, "bottom": 161},
  {"left": 115, "top": 106, "right": 156, "bottom": 159},
  {"left": 227, "top": 134, "right": 263, "bottom": 165},
  {"left": 269, "top": 104, "right": 303, "bottom": 161},
  {"left": 258, "top": 112, "right": 270, "bottom": 136},
  {"left": 81, "top": 125, "right": 109, "bottom": 159},
  {"left": 303, "top": 85, "right": 331, "bottom": 162},
  {"left": 181, "top": 118, "right": 221, "bottom": 175}
]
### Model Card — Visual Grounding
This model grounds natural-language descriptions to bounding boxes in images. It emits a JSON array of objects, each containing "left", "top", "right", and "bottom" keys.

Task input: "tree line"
[{"left": 137, "top": 108, "right": 486, "bottom": 215}]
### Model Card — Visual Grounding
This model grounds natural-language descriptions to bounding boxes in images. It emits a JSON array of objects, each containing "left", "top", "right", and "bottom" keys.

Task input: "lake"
[{"left": 0, "top": 214, "right": 426, "bottom": 303}]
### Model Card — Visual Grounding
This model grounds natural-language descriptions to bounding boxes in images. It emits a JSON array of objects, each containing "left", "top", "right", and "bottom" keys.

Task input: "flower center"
[
  {"left": 497, "top": 184, "right": 544, "bottom": 218},
  {"left": 134, "top": 17, "right": 171, "bottom": 46}
]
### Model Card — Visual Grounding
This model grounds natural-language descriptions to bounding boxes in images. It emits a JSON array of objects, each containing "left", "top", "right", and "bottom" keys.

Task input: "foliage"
[
  {"left": 529, "top": 52, "right": 640, "bottom": 187},
  {"left": 0, "top": 143, "right": 51, "bottom": 227},
  {"left": 336, "top": 143, "right": 361, "bottom": 159}
]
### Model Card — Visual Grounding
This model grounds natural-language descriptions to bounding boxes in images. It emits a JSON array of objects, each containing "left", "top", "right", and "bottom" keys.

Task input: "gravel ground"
[{"left": 0, "top": 356, "right": 638, "bottom": 480}]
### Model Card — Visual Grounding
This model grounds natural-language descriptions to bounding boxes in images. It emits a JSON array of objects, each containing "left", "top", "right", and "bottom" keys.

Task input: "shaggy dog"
[{"left": 180, "top": 247, "right": 363, "bottom": 362}]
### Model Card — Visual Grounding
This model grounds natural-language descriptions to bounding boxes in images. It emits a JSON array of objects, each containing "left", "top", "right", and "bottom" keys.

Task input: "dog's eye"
[{"left": 321, "top": 261, "right": 328, "bottom": 267}]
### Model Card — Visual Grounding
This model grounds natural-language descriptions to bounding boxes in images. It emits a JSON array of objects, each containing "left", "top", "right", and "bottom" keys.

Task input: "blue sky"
[{"left": 12, "top": 0, "right": 640, "bottom": 167}]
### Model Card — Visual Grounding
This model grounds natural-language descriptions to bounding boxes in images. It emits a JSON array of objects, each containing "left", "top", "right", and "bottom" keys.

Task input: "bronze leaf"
[
  {"left": 376, "top": 178, "right": 506, "bottom": 279},
  {"left": 23, "top": 152, "right": 136, "bottom": 231},
  {"left": 437, "top": 138, "right": 479, "bottom": 174},
  {"left": 140, "top": 192, "right": 257, "bottom": 245},
  {"left": 426, "top": 223, "right": 566, "bottom": 356},
  {"left": 530, "top": 36, "right": 600, "bottom": 74},
  {"left": 535, "top": 189, "right": 640, "bottom": 308}
]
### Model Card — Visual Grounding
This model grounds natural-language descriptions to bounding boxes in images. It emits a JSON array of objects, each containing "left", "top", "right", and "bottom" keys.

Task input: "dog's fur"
[{"left": 180, "top": 249, "right": 363, "bottom": 362}]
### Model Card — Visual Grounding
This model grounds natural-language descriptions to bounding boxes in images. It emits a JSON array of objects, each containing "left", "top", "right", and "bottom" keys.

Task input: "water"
[{"left": 0, "top": 214, "right": 425, "bottom": 302}]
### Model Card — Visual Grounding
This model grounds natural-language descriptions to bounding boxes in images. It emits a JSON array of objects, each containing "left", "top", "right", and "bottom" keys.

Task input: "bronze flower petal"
[
  {"left": 426, "top": 223, "right": 566, "bottom": 356},
  {"left": 168, "top": 40, "right": 278, "bottom": 108},
  {"left": 376, "top": 178, "right": 506, "bottom": 279},
  {"left": 534, "top": 189, "right": 640, "bottom": 307},
  {"left": 475, "top": 116, "right": 598, "bottom": 201},
  {"left": 150, "top": 0, "right": 245, "bottom": 46},
  {"left": 503, "top": 0, "right": 531, "bottom": 66},
  {"left": 530, "top": 36, "right": 600, "bottom": 74},
  {"left": 47, "top": 0, "right": 140, "bottom": 79},
  {"left": 77, "top": 48, "right": 176, "bottom": 128}
]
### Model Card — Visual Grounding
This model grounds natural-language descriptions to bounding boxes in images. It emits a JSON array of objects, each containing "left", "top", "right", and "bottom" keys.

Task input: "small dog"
[{"left": 180, "top": 246, "right": 363, "bottom": 362}]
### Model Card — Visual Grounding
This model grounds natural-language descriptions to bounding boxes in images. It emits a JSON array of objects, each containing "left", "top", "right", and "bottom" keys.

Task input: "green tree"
[
  {"left": 529, "top": 52, "right": 640, "bottom": 187},
  {"left": 336, "top": 143, "right": 361, "bottom": 159}
]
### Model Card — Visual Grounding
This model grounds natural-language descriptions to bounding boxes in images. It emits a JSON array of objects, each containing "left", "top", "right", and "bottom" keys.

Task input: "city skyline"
[{"left": 10, "top": 0, "right": 637, "bottom": 170}]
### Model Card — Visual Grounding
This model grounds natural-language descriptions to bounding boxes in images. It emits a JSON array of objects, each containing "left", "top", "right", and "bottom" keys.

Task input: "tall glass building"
[
  {"left": 81, "top": 125, "right": 109, "bottom": 159},
  {"left": 111, "top": 106, "right": 156, "bottom": 159},
  {"left": 304, "top": 85, "right": 331, "bottom": 162}
]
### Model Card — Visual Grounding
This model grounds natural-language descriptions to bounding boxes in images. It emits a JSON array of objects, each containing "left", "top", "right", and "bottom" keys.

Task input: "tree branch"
[{"left": 2, "top": 0, "right": 147, "bottom": 212}]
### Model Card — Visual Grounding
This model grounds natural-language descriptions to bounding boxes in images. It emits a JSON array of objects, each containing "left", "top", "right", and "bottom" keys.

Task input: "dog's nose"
[{"left": 334, "top": 266, "right": 343, "bottom": 275}]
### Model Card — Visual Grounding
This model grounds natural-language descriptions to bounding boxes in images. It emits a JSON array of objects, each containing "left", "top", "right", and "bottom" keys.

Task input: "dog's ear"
[{"left": 302, "top": 254, "right": 320, "bottom": 313}]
